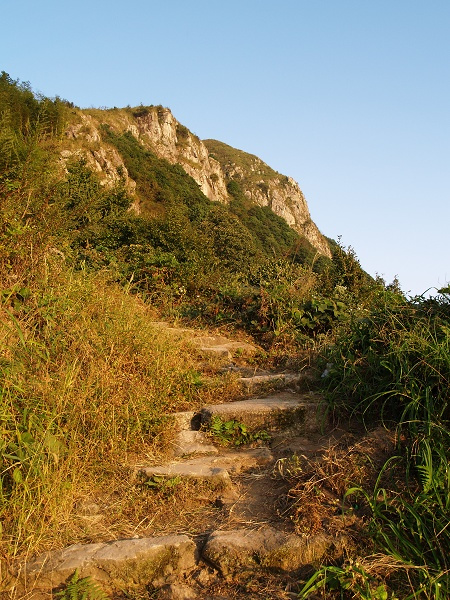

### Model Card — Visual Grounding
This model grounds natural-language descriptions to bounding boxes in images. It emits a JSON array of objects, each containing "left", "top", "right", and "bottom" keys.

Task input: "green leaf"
[{"left": 13, "top": 468, "right": 23, "bottom": 484}]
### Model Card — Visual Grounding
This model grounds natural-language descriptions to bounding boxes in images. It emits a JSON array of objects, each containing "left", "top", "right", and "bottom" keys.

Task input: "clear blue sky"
[{"left": 2, "top": 0, "right": 449, "bottom": 296}]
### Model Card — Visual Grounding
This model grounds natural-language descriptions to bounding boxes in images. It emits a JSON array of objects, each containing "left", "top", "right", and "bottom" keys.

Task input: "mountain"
[{"left": 60, "top": 104, "right": 331, "bottom": 258}]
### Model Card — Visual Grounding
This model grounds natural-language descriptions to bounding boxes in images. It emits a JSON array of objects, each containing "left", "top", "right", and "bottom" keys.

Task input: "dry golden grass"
[
  {"left": 279, "top": 428, "right": 396, "bottom": 537},
  {"left": 0, "top": 264, "right": 243, "bottom": 577}
]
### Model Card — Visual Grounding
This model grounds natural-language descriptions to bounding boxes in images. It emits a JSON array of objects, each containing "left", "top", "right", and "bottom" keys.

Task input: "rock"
[
  {"left": 171, "top": 411, "right": 200, "bottom": 431},
  {"left": 238, "top": 372, "right": 304, "bottom": 392},
  {"left": 158, "top": 583, "right": 197, "bottom": 599},
  {"left": 198, "top": 345, "right": 232, "bottom": 359},
  {"left": 172, "top": 430, "right": 219, "bottom": 456},
  {"left": 25, "top": 535, "right": 197, "bottom": 592},
  {"left": 140, "top": 448, "right": 272, "bottom": 486},
  {"left": 201, "top": 392, "right": 324, "bottom": 433},
  {"left": 202, "top": 528, "right": 332, "bottom": 577}
]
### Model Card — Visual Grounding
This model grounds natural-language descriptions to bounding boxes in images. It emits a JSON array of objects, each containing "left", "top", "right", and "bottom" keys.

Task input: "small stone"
[
  {"left": 172, "top": 430, "right": 218, "bottom": 457},
  {"left": 76, "top": 500, "right": 101, "bottom": 515},
  {"left": 158, "top": 583, "right": 197, "bottom": 599}
]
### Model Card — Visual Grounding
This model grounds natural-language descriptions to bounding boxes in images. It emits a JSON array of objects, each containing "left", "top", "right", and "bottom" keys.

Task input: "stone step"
[
  {"left": 202, "top": 527, "right": 341, "bottom": 577},
  {"left": 195, "top": 339, "right": 257, "bottom": 360},
  {"left": 201, "top": 391, "right": 325, "bottom": 433},
  {"left": 171, "top": 429, "right": 218, "bottom": 456},
  {"left": 238, "top": 372, "right": 304, "bottom": 392},
  {"left": 140, "top": 448, "right": 273, "bottom": 486},
  {"left": 25, "top": 535, "right": 197, "bottom": 592},
  {"left": 151, "top": 322, "right": 258, "bottom": 359}
]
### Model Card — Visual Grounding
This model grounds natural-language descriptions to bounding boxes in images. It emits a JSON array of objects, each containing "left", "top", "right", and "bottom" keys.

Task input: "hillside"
[
  {"left": 204, "top": 139, "right": 331, "bottom": 257},
  {"left": 1, "top": 72, "right": 449, "bottom": 600}
]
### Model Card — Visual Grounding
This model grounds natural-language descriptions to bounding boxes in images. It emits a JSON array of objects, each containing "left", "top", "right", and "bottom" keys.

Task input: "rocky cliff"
[
  {"left": 204, "top": 139, "right": 331, "bottom": 258},
  {"left": 61, "top": 106, "right": 330, "bottom": 257}
]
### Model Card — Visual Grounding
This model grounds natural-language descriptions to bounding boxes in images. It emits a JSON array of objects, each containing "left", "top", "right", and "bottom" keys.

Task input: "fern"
[{"left": 55, "top": 570, "right": 110, "bottom": 600}]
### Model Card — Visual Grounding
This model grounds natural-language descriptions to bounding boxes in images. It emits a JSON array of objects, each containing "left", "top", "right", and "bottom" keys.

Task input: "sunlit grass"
[{"left": 0, "top": 266, "right": 235, "bottom": 565}]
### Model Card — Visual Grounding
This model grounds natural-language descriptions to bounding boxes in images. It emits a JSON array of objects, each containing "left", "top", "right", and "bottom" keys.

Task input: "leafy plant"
[
  {"left": 207, "top": 416, "right": 270, "bottom": 446},
  {"left": 144, "top": 475, "right": 182, "bottom": 496},
  {"left": 298, "top": 561, "right": 393, "bottom": 600},
  {"left": 55, "top": 569, "right": 109, "bottom": 600}
]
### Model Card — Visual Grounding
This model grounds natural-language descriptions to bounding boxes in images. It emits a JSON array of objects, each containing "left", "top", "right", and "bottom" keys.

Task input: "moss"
[{"left": 105, "top": 546, "right": 183, "bottom": 590}]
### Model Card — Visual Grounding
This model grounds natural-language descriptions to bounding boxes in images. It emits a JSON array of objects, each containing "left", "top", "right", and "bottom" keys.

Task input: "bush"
[{"left": 320, "top": 289, "right": 450, "bottom": 597}]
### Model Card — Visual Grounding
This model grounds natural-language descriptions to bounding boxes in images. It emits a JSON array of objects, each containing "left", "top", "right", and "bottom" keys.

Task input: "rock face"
[
  {"left": 61, "top": 105, "right": 330, "bottom": 257},
  {"left": 63, "top": 113, "right": 137, "bottom": 201},
  {"left": 134, "top": 107, "right": 229, "bottom": 204},
  {"left": 204, "top": 139, "right": 331, "bottom": 257}
]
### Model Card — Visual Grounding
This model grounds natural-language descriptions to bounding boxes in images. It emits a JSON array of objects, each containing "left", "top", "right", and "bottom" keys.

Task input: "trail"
[{"left": 22, "top": 324, "right": 353, "bottom": 600}]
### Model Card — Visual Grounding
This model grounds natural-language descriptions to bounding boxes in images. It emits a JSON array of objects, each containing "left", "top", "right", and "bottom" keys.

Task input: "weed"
[
  {"left": 55, "top": 569, "right": 110, "bottom": 600},
  {"left": 298, "top": 560, "right": 394, "bottom": 600},
  {"left": 206, "top": 416, "right": 270, "bottom": 447},
  {"left": 143, "top": 475, "right": 182, "bottom": 496}
]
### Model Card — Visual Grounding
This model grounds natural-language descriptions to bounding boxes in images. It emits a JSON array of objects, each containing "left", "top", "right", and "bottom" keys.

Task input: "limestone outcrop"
[{"left": 60, "top": 106, "right": 330, "bottom": 257}]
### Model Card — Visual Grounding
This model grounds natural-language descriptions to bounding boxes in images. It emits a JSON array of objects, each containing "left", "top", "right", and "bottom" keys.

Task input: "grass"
[
  {"left": 0, "top": 263, "right": 240, "bottom": 576},
  {"left": 292, "top": 290, "right": 450, "bottom": 599}
]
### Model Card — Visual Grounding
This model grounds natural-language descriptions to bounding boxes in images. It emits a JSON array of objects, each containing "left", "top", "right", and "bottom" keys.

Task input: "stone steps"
[
  {"left": 20, "top": 326, "right": 334, "bottom": 599},
  {"left": 24, "top": 527, "right": 346, "bottom": 597}
]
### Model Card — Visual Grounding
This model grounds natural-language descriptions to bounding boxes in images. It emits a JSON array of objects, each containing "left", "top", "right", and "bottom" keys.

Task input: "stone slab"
[
  {"left": 202, "top": 528, "right": 332, "bottom": 576},
  {"left": 238, "top": 373, "right": 303, "bottom": 392},
  {"left": 25, "top": 535, "right": 197, "bottom": 592},
  {"left": 201, "top": 392, "right": 324, "bottom": 433},
  {"left": 140, "top": 448, "right": 272, "bottom": 485},
  {"left": 198, "top": 345, "right": 232, "bottom": 359}
]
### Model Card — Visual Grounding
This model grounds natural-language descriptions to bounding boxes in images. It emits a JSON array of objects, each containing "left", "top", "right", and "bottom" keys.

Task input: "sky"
[{"left": 1, "top": 0, "right": 449, "bottom": 296}]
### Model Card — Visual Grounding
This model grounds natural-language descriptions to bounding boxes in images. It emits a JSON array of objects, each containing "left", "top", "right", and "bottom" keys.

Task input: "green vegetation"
[
  {"left": 207, "top": 416, "right": 270, "bottom": 447},
  {"left": 1, "top": 75, "right": 448, "bottom": 600},
  {"left": 204, "top": 139, "right": 280, "bottom": 184},
  {"left": 55, "top": 570, "right": 109, "bottom": 600},
  {"left": 315, "top": 290, "right": 450, "bottom": 598}
]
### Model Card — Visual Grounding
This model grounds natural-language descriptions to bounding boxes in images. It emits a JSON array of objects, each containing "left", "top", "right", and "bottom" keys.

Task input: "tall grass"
[
  {"left": 0, "top": 264, "right": 221, "bottom": 565},
  {"left": 315, "top": 290, "right": 450, "bottom": 598}
]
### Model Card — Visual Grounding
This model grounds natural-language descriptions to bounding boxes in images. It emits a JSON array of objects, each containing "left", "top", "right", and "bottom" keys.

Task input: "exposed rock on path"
[{"left": 26, "top": 536, "right": 197, "bottom": 593}]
